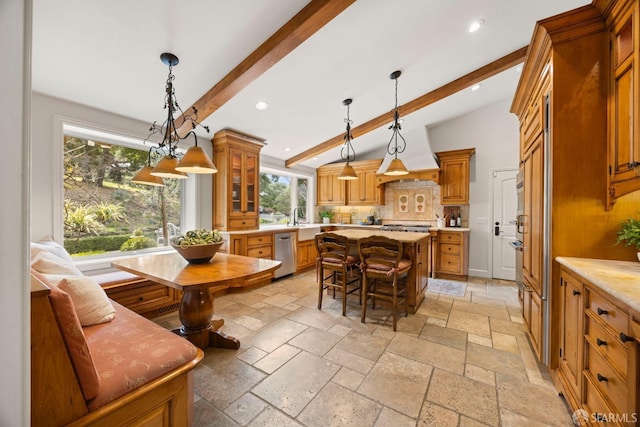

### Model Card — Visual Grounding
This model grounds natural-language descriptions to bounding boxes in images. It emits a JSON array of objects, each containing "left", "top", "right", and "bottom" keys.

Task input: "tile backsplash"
[{"left": 317, "top": 180, "right": 469, "bottom": 227}]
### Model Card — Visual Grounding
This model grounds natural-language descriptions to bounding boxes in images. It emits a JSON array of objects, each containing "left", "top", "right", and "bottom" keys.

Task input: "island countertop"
[
  {"left": 556, "top": 257, "right": 640, "bottom": 312},
  {"left": 330, "top": 228, "right": 430, "bottom": 243}
]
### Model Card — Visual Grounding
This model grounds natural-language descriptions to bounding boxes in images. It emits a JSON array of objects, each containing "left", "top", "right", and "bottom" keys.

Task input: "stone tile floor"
[{"left": 153, "top": 271, "right": 573, "bottom": 426}]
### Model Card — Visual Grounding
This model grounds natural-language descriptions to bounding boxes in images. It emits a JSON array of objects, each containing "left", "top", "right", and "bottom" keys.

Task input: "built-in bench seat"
[{"left": 31, "top": 271, "right": 203, "bottom": 426}]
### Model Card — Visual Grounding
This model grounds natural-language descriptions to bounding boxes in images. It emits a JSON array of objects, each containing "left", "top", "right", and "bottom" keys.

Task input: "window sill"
[{"left": 73, "top": 246, "right": 175, "bottom": 275}]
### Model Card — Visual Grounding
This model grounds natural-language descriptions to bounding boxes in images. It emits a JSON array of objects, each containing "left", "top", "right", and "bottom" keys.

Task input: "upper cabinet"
[
  {"left": 435, "top": 148, "right": 475, "bottom": 205},
  {"left": 608, "top": 0, "right": 640, "bottom": 208},
  {"left": 212, "top": 130, "right": 265, "bottom": 231},
  {"left": 317, "top": 159, "right": 383, "bottom": 206}
]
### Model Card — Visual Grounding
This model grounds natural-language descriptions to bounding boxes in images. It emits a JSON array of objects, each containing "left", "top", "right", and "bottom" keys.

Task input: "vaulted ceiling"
[{"left": 32, "top": 0, "right": 589, "bottom": 169}]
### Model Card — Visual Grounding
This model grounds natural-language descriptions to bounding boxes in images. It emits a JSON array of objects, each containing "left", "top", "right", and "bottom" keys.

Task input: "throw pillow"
[
  {"left": 30, "top": 250, "right": 83, "bottom": 276},
  {"left": 58, "top": 276, "right": 116, "bottom": 326},
  {"left": 30, "top": 237, "right": 75, "bottom": 264}
]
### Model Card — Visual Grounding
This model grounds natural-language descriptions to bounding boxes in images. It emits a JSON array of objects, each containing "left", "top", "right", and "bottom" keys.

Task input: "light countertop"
[
  {"left": 556, "top": 257, "right": 640, "bottom": 312},
  {"left": 330, "top": 228, "right": 431, "bottom": 243},
  {"left": 220, "top": 223, "right": 470, "bottom": 235}
]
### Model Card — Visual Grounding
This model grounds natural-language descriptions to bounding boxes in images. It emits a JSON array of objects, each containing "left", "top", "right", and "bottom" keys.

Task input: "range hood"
[{"left": 376, "top": 126, "right": 440, "bottom": 180}]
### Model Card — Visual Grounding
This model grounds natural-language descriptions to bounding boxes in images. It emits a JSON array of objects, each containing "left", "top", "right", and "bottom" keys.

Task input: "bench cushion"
[{"left": 84, "top": 301, "right": 199, "bottom": 411}]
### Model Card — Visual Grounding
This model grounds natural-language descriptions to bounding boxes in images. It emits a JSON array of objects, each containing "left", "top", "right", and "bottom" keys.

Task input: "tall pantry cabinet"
[{"left": 511, "top": 5, "right": 609, "bottom": 364}]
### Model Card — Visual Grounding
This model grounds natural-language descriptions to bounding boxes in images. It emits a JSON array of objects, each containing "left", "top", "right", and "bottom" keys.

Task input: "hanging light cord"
[
  {"left": 387, "top": 75, "right": 406, "bottom": 159},
  {"left": 340, "top": 101, "right": 355, "bottom": 163}
]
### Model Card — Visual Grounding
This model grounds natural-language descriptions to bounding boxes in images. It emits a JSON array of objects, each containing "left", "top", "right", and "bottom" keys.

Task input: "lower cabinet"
[
  {"left": 522, "top": 275, "right": 543, "bottom": 361},
  {"left": 433, "top": 230, "right": 469, "bottom": 280},
  {"left": 102, "top": 278, "right": 182, "bottom": 319},
  {"left": 297, "top": 239, "right": 316, "bottom": 271},
  {"left": 556, "top": 265, "right": 639, "bottom": 426}
]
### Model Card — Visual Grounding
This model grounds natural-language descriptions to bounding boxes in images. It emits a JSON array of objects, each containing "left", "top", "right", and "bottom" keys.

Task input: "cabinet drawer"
[
  {"left": 586, "top": 314, "right": 628, "bottom": 378},
  {"left": 247, "top": 246, "right": 272, "bottom": 259},
  {"left": 439, "top": 254, "right": 461, "bottom": 273},
  {"left": 439, "top": 232, "right": 461, "bottom": 244},
  {"left": 439, "top": 243, "right": 460, "bottom": 255},
  {"left": 247, "top": 234, "right": 273, "bottom": 247},
  {"left": 228, "top": 217, "right": 259, "bottom": 230},
  {"left": 106, "top": 282, "right": 173, "bottom": 309},
  {"left": 584, "top": 375, "right": 616, "bottom": 427},
  {"left": 585, "top": 342, "right": 629, "bottom": 415},
  {"left": 587, "top": 290, "right": 629, "bottom": 336}
]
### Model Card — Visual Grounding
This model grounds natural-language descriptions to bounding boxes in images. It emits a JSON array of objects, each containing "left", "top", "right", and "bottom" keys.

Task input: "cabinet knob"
[
  {"left": 596, "top": 338, "right": 607, "bottom": 347},
  {"left": 597, "top": 307, "right": 609, "bottom": 316},
  {"left": 138, "top": 297, "right": 144, "bottom": 301},
  {"left": 620, "top": 332, "right": 634, "bottom": 343},
  {"left": 572, "top": 289, "right": 581, "bottom": 296},
  {"left": 596, "top": 373, "right": 608, "bottom": 383}
]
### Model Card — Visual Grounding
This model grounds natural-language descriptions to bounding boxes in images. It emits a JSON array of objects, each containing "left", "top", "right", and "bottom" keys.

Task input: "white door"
[{"left": 492, "top": 169, "right": 518, "bottom": 280}]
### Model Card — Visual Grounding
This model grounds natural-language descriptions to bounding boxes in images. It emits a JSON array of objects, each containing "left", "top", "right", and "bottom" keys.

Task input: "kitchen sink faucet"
[{"left": 292, "top": 207, "right": 303, "bottom": 226}]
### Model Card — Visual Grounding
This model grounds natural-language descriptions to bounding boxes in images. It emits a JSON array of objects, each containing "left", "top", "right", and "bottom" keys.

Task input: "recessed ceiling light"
[
  {"left": 468, "top": 20, "right": 484, "bottom": 33},
  {"left": 284, "top": 147, "right": 291, "bottom": 152},
  {"left": 471, "top": 84, "right": 481, "bottom": 91},
  {"left": 255, "top": 101, "right": 269, "bottom": 110},
  {"left": 312, "top": 157, "right": 319, "bottom": 161}
]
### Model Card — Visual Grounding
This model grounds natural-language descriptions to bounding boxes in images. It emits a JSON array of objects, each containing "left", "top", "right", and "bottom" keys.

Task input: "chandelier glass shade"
[
  {"left": 337, "top": 98, "right": 358, "bottom": 180},
  {"left": 384, "top": 70, "right": 409, "bottom": 176},
  {"left": 133, "top": 52, "right": 217, "bottom": 186}
]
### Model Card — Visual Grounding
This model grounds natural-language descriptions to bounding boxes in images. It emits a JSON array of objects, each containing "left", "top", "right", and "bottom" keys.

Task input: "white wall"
[
  {"left": 1, "top": 0, "right": 30, "bottom": 424},
  {"left": 31, "top": 92, "right": 213, "bottom": 241},
  {"left": 428, "top": 99, "right": 519, "bottom": 278}
]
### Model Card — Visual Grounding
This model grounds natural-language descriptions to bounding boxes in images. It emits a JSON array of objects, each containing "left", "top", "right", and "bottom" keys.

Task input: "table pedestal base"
[{"left": 175, "top": 288, "right": 240, "bottom": 350}]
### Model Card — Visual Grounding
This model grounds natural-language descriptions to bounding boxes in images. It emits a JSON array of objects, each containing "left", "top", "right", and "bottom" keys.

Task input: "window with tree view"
[
  {"left": 63, "top": 136, "right": 181, "bottom": 257},
  {"left": 259, "top": 172, "right": 308, "bottom": 225}
]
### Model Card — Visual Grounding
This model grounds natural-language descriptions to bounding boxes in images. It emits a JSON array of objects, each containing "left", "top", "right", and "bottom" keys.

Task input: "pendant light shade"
[
  {"left": 384, "top": 158, "right": 409, "bottom": 176},
  {"left": 151, "top": 156, "right": 188, "bottom": 179},
  {"left": 175, "top": 145, "right": 218, "bottom": 173},
  {"left": 338, "top": 163, "right": 358, "bottom": 180},
  {"left": 131, "top": 165, "right": 165, "bottom": 186}
]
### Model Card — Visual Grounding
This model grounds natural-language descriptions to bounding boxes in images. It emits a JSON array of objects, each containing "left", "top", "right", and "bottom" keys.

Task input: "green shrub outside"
[
  {"left": 64, "top": 234, "right": 132, "bottom": 255},
  {"left": 120, "top": 236, "right": 157, "bottom": 251}
]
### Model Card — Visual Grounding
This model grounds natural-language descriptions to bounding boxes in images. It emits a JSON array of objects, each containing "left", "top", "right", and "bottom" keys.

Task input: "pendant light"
[
  {"left": 338, "top": 98, "right": 358, "bottom": 180},
  {"left": 133, "top": 52, "right": 217, "bottom": 185},
  {"left": 384, "top": 70, "right": 409, "bottom": 176}
]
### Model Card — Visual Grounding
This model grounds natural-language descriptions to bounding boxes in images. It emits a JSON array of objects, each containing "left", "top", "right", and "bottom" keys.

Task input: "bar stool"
[
  {"left": 315, "top": 232, "right": 361, "bottom": 316},
  {"left": 358, "top": 235, "right": 411, "bottom": 331}
]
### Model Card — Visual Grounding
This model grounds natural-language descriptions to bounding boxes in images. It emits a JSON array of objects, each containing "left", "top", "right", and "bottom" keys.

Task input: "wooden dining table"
[{"left": 112, "top": 252, "right": 281, "bottom": 350}]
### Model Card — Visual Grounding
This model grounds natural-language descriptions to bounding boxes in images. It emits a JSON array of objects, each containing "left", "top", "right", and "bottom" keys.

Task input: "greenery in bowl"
[
  {"left": 616, "top": 216, "right": 640, "bottom": 250},
  {"left": 172, "top": 229, "right": 223, "bottom": 264}
]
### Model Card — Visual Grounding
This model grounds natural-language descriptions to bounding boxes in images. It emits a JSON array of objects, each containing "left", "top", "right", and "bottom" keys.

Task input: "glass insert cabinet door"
[{"left": 229, "top": 147, "right": 258, "bottom": 216}]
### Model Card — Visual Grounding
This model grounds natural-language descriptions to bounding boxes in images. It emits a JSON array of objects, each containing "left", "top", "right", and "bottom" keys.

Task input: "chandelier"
[
  {"left": 383, "top": 70, "right": 409, "bottom": 176},
  {"left": 337, "top": 98, "right": 358, "bottom": 180},
  {"left": 132, "top": 53, "right": 217, "bottom": 186}
]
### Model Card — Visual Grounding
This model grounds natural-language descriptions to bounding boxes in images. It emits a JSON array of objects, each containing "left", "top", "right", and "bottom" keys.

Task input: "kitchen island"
[{"left": 330, "top": 228, "right": 430, "bottom": 313}]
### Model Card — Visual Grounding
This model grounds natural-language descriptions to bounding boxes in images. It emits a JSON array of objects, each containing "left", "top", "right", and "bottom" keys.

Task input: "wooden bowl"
[{"left": 171, "top": 242, "right": 223, "bottom": 264}]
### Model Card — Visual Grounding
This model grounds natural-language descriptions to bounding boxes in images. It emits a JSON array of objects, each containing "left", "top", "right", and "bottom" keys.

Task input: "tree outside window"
[{"left": 63, "top": 136, "right": 181, "bottom": 256}]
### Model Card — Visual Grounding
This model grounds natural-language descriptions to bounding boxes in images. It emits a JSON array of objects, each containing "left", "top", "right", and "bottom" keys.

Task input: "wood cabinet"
[
  {"left": 317, "top": 164, "right": 345, "bottom": 205},
  {"left": 433, "top": 230, "right": 469, "bottom": 280},
  {"left": 608, "top": 0, "right": 640, "bottom": 209},
  {"left": 522, "top": 274, "right": 543, "bottom": 361},
  {"left": 296, "top": 238, "right": 316, "bottom": 271},
  {"left": 558, "top": 269, "right": 585, "bottom": 409},
  {"left": 317, "top": 159, "right": 383, "bottom": 206},
  {"left": 522, "top": 132, "right": 545, "bottom": 296},
  {"left": 346, "top": 159, "right": 385, "bottom": 206},
  {"left": 556, "top": 262, "right": 639, "bottom": 425},
  {"left": 435, "top": 148, "right": 475, "bottom": 205},
  {"left": 100, "top": 277, "right": 182, "bottom": 319},
  {"left": 212, "top": 130, "right": 265, "bottom": 231}
]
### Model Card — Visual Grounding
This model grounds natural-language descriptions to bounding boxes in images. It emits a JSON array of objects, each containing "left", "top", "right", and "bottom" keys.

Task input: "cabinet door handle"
[
  {"left": 597, "top": 307, "right": 609, "bottom": 316},
  {"left": 620, "top": 332, "right": 634, "bottom": 343},
  {"left": 596, "top": 338, "right": 607, "bottom": 346},
  {"left": 597, "top": 373, "right": 608, "bottom": 382},
  {"left": 572, "top": 289, "right": 581, "bottom": 296}
]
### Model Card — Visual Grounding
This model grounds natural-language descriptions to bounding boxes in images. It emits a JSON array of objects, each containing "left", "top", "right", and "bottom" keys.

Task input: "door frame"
[{"left": 489, "top": 167, "right": 518, "bottom": 280}]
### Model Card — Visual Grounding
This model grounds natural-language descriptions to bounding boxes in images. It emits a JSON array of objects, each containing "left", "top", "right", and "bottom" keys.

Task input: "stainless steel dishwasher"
[{"left": 274, "top": 232, "right": 296, "bottom": 278}]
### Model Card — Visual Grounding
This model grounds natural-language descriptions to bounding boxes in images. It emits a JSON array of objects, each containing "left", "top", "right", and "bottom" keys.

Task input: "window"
[
  {"left": 63, "top": 135, "right": 182, "bottom": 257},
  {"left": 259, "top": 170, "right": 309, "bottom": 224}
]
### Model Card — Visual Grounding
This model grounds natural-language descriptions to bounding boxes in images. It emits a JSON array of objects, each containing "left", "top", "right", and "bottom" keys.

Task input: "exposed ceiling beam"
[
  {"left": 176, "top": 0, "right": 356, "bottom": 136},
  {"left": 285, "top": 45, "right": 528, "bottom": 168}
]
